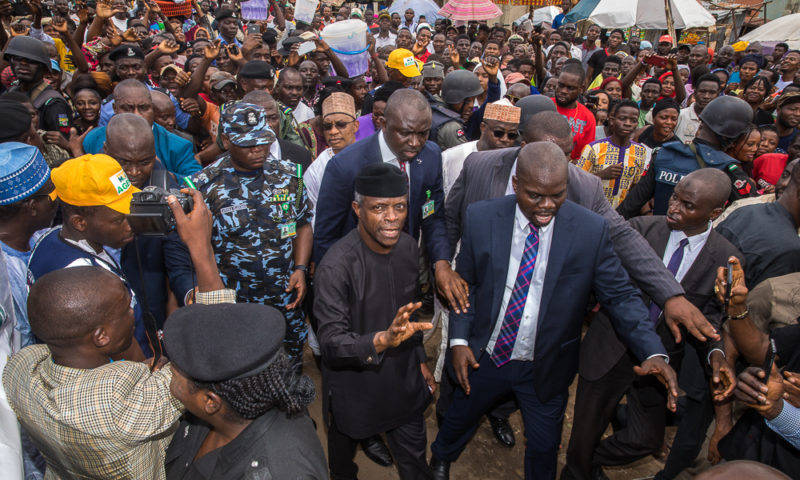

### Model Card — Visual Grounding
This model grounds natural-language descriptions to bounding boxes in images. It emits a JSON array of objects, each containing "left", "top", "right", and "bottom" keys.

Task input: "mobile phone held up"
[
  {"left": 724, "top": 260, "right": 733, "bottom": 311},
  {"left": 645, "top": 55, "right": 668, "bottom": 68},
  {"left": 762, "top": 338, "right": 777, "bottom": 377}
]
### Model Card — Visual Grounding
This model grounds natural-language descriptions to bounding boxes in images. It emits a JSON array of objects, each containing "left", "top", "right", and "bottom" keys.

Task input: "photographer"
[
  {"left": 104, "top": 113, "right": 196, "bottom": 328},
  {"left": 710, "top": 257, "right": 800, "bottom": 473},
  {"left": 4, "top": 185, "right": 235, "bottom": 479}
]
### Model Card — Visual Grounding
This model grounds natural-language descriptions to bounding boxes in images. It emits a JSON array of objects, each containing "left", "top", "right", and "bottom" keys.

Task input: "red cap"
[{"left": 659, "top": 35, "right": 674, "bottom": 44}]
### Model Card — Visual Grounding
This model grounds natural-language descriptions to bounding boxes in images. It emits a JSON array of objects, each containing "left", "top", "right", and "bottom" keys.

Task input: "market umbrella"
[
  {"left": 741, "top": 13, "right": 800, "bottom": 49},
  {"left": 584, "top": 0, "right": 715, "bottom": 29},
  {"left": 438, "top": 0, "right": 502, "bottom": 21},
  {"left": 563, "top": 0, "right": 600, "bottom": 24}
]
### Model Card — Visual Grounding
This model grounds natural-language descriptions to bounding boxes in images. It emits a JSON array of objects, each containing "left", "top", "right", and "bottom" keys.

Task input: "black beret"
[
  {"left": 109, "top": 45, "right": 145, "bottom": 62},
  {"left": 261, "top": 28, "right": 279, "bottom": 45},
  {"left": 238, "top": 60, "right": 275, "bottom": 79},
  {"left": 0, "top": 100, "right": 32, "bottom": 142},
  {"left": 214, "top": 7, "right": 238, "bottom": 22},
  {"left": 163, "top": 303, "right": 286, "bottom": 382},
  {"left": 355, "top": 163, "right": 408, "bottom": 198}
]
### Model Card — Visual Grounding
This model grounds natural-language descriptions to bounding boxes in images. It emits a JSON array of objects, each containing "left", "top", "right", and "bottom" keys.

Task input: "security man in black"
[
  {"left": 619, "top": 96, "right": 758, "bottom": 219},
  {"left": 4, "top": 36, "right": 72, "bottom": 137},
  {"left": 163, "top": 303, "right": 327, "bottom": 480}
]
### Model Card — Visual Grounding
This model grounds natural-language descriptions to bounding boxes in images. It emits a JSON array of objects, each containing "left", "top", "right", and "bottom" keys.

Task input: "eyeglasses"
[
  {"left": 504, "top": 94, "right": 520, "bottom": 103},
  {"left": 322, "top": 120, "right": 354, "bottom": 131},
  {"left": 492, "top": 129, "right": 519, "bottom": 140}
]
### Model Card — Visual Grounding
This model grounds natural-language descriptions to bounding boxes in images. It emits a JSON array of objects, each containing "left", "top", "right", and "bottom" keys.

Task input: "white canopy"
[
  {"left": 514, "top": 6, "right": 563, "bottom": 25},
  {"left": 588, "top": 0, "right": 715, "bottom": 29},
  {"left": 741, "top": 13, "right": 800, "bottom": 49}
]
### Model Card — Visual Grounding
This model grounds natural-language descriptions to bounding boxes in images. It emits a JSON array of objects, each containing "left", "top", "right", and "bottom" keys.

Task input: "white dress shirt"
[
  {"left": 441, "top": 140, "right": 478, "bottom": 199},
  {"left": 304, "top": 147, "right": 335, "bottom": 229},
  {"left": 451, "top": 205, "right": 554, "bottom": 362},
  {"left": 662, "top": 222, "right": 712, "bottom": 283},
  {"left": 378, "top": 130, "right": 411, "bottom": 183},
  {"left": 506, "top": 159, "right": 518, "bottom": 195}
]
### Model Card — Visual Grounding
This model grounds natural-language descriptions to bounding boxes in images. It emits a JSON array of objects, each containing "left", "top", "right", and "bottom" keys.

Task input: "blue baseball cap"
[
  {"left": 221, "top": 102, "right": 277, "bottom": 148},
  {"left": 0, "top": 142, "right": 50, "bottom": 205}
]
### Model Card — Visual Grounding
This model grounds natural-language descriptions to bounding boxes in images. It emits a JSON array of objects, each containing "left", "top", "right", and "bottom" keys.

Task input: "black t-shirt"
[{"left": 638, "top": 125, "right": 676, "bottom": 150}]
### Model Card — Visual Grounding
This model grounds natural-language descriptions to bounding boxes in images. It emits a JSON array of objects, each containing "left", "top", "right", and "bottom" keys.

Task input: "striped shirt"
[{"left": 576, "top": 137, "right": 648, "bottom": 208}]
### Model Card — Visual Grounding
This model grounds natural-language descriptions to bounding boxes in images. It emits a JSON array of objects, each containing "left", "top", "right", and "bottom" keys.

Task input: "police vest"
[
  {"left": 652, "top": 141, "right": 738, "bottom": 215},
  {"left": 429, "top": 104, "right": 463, "bottom": 144}
]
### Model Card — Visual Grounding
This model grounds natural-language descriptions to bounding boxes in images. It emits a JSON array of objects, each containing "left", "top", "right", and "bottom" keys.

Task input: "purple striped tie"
[
  {"left": 649, "top": 238, "right": 689, "bottom": 324},
  {"left": 490, "top": 224, "right": 539, "bottom": 367}
]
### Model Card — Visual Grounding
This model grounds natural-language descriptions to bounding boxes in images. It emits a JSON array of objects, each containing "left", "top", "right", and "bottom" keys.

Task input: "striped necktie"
[{"left": 490, "top": 223, "right": 539, "bottom": 367}]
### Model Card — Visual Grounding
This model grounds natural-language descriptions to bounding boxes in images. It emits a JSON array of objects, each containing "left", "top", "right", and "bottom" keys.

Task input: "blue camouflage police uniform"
[{"left": 192, "top": 103, "right": 311, "bottom": 365}]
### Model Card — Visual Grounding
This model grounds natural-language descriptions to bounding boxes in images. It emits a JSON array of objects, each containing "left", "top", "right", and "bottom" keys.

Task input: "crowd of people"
[{"left": 0, "top": 0, "right": 799, "bottom": 478}]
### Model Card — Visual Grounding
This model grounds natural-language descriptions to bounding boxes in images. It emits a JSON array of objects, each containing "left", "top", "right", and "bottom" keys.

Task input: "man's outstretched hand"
[
  {"left": 373, "top": 302, "right": 432, "bottom": 353},
  {"left": 452, "top": 345, "right": 479, "bottom": 395},
  {"left": 663, "top": 295, "right": 719, "bottom": 343},
  {"left": 634, "top": 356, "right": 679, "bottom": 412}
]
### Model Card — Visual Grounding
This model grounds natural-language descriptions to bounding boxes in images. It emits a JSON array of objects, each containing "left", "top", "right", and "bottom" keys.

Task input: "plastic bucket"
[
  {"left": 294, "top": 0, "right": 319, "bottom": 25},
  {"left": 320, "top": 19, "right": 369, "bottom": 78}
]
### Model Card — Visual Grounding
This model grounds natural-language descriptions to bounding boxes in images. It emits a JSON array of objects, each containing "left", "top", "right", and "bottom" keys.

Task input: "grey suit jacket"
[
  {"left": 578, "top": 215, "right": 744, "bottom": 381},
  {"left": 444, "top": 146, "right": 685, "bottom": 307}
]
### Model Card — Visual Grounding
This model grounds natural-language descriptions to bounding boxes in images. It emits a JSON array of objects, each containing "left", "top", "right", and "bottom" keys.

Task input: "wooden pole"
[{"left": 664, "top": 0, "right": 677, "bottom": 47}]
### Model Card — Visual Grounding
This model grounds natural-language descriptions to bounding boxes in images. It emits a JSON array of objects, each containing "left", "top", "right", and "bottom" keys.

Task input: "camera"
[{"left": 128, "top": 186, "right": 193, "bottom": 236}]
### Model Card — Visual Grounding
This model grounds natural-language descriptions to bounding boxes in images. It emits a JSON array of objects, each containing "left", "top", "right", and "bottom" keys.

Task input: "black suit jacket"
[
  {"left": 444, "top": 146, "right": 685, "bottom": 308},
  {"left": 279, "top": 139, "right": 312, "bottom": 171},
  {"left": 579, "top": 216, "right": 744, "bottom": 381}
]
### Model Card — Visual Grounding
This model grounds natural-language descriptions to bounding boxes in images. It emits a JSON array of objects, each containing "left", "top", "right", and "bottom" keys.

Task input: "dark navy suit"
[
  {"left": 431, "top": 195, "right": 666, "bottom": 480},
  {"left": 312, "top": 132, "right": 451, "bottom": 265}
]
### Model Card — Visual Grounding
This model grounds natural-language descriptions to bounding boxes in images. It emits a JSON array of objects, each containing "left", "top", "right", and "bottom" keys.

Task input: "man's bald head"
[
  {"left": 113, "top": 78, "right": 150, "bottom": 100},
  {"left": 523, "top": 111, "right": 574, "bottom": 157},
  {"left": 385, "top": 88, "right": 431, "bottom": 118},
  {"left": 150, "top": 90, "right": 176, "bottom": 130},
  {"left": 106, "top": 113, "right": 153, "bottom": 151},
  {"left": 112, "top": 79, "right": 154, "bottom": 124},
  {"left": 514, "top": 142, "right": 569, "bottom": 227},
  {"left": 517, "top": 141, "right": 568, "bottom": 181},
  {"left": 696, "top": 460, "right": 790, "bottom": 480},
  {"left": 242, "top": 90, "right": 278, "bottom": 110},
  {"left": 104, "top": 113, "right": 156, "bottom": 188},
  {"left": 28, "top": 267, "right": 129, "bottom": 346},
  {"left": 681, "top": 168, "right": 731, "bottom": 209}
]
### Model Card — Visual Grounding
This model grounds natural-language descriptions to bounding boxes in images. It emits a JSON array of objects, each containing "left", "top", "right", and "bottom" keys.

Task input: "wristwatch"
[{"left": 294, "top": 265, "right": 308, "bottom": 272}]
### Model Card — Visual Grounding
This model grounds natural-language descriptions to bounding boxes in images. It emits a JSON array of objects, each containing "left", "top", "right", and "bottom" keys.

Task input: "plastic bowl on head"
[
  {"left": 294, "top": 0, "right": 319, "bottom": 24},
  {"left": 320, "top": 19, "right": 369, "bottom": 78}
]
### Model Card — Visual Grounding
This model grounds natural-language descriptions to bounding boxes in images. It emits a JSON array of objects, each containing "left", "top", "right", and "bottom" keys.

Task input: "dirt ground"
[{"left": 303, "top": 318, "right": 715, "bottom": 480}]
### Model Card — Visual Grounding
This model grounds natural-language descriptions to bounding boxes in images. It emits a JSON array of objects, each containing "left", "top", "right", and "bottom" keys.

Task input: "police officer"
[
  {"left": 192, "top": 102, "right": 312, "bottom": 372},
  {"left": 619, "top": 95, "right": 758, "bottom": 218},
  {"left": 164, "top": 303, "right": 327, "bottom": 480},
  {"left": 4, "top": 36, "right": 71, "bottom": 137},
  {"left": 429, "top": 70, "right": 483, "bottom": 151}
]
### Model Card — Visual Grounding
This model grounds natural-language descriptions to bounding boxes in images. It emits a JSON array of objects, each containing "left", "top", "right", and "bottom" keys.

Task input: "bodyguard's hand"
[
  {"left": 285, "top": 269, "right": 306, "bottom": 310},
  {"left": 373, "top": 302, "right": 431, "bottom": 353},
  {"left": 663, "top": 295, "right": 719, "bottom": 343},
  {"left": 435, "top": 261, "right": 469, "bottom": 314},
  {"left": 710, "top": 350, "right": 736, "bottom": 402},
  {"left": 634, "top": 356, "right": 679, "bottom": 411},
  {"left": 452, "top": 344, "right": 479, "bottom": 395},
  {"left": 168, "top": 188, "right": 212, "bottom": 254}
]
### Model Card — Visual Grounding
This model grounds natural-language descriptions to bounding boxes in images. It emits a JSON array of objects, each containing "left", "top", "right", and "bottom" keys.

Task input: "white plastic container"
[
  {"left": 320, "top": 19, "right": 369, "bottom": 78},
  {"left": 294, "top": 0, "right": 319, "bottom": 25}
]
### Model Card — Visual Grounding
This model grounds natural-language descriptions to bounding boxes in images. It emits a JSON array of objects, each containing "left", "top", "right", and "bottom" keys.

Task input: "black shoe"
[
  {"left": 430, "top": 456, "right": 450, "bottom": 480},
  {"left": 591, "top": 466, "right": 609, "bottom": 480},
  {"left": 360, "top": 435, "right": 393, "bottom": 467},
  {"left": 488, "top": 415, "right": 515, "bottom": 447}
]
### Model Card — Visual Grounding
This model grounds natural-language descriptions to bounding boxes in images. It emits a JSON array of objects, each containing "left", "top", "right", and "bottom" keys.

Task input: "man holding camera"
[
  {"left": 192, "top": 102, "right": 312, "bottom": 373},
  {"left": 104, "top": 113, "right": 197, "bottom": 329}
]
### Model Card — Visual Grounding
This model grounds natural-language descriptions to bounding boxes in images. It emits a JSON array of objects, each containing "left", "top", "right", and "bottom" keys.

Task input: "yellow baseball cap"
[
  {"left": 387, "top": 48, "right": 421, "bottom": 78},
  {"left": 50, "top": 154, "right": 140, "bottom": 214}
]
